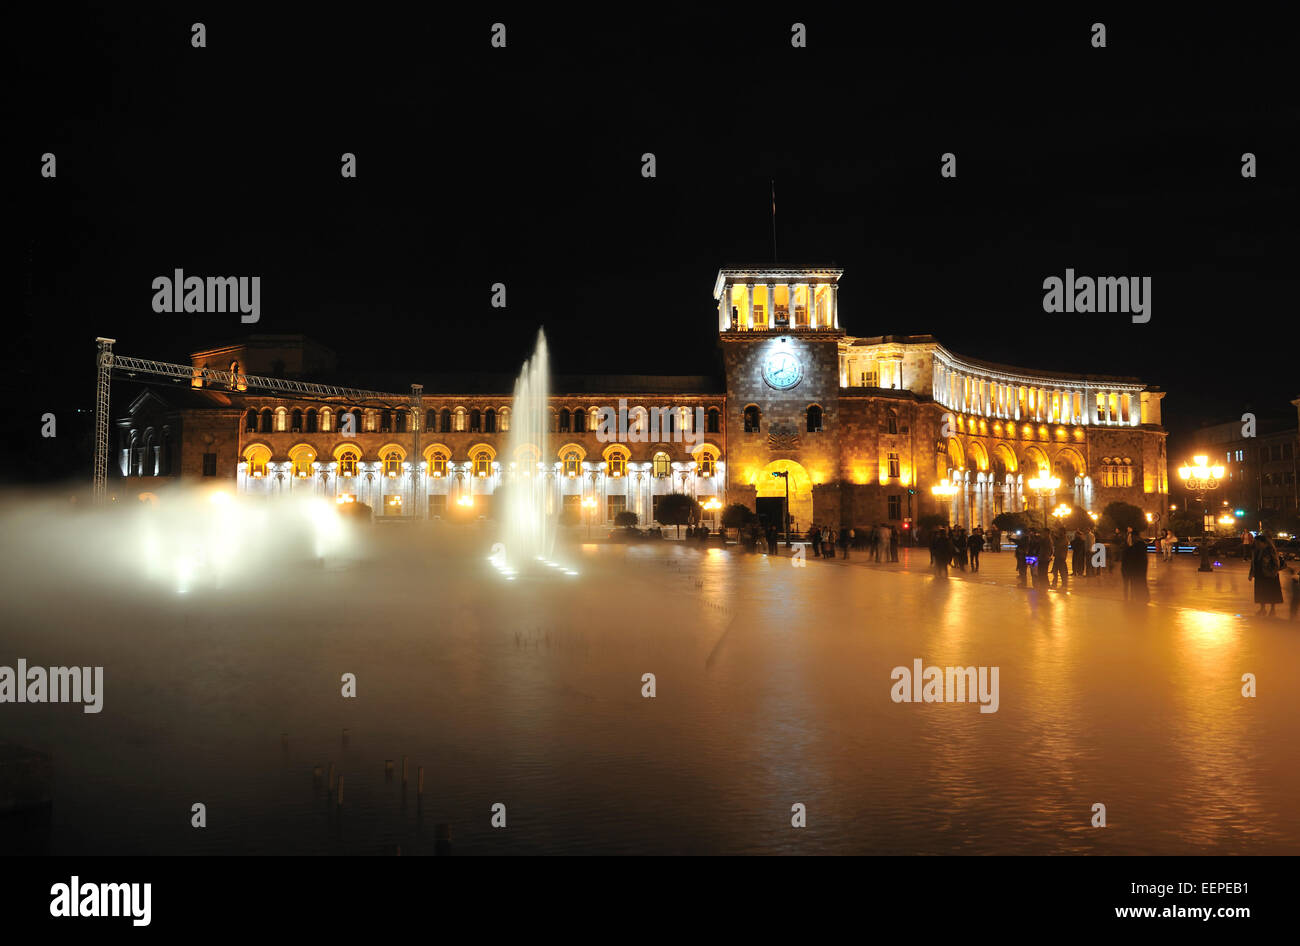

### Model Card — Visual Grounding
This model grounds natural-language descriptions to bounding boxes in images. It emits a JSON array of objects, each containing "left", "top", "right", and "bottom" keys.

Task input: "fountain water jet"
[{"left": 499, "top": 330, "right": 563, "bottom": 573}]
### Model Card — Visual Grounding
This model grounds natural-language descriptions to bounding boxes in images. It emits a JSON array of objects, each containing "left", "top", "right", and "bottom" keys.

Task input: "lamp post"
[
  {"left": 1177, "top": 455, "right": 1223, "bottom": 572},
  {"left": 771, "top": 470, "right": 790, "bottom": 545},
  {"left": 931, "top": 481, "right": 958, "bottom": 529},
  {"left": 582, "top": 495, "right": 596, "bottom": 540},
  {"left": 1026, "top": 474, "right": 1061, "bottom": 530}
]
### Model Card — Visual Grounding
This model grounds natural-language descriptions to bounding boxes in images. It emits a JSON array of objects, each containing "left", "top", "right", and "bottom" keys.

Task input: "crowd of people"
[{"left": 801, "top": 523, "right": 902, "bottom": 561}]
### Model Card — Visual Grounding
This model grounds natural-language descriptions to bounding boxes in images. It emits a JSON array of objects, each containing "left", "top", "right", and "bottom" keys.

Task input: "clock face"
[{"left": 762, "top": 350, "right": 802, "bottom": 390}]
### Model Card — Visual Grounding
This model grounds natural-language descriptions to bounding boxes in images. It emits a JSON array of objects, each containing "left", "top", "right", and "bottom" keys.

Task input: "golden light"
[
  {"left": 456, "top": 495, "right": 474, "bottom": 507},
  {"left": 702, "top": 497, "right": 722, "bottom": 511},
  {"left": 1026, "top": 475, "right": 1060, "bottom": 492},
  {"left": 1052, "top": 504, "right": 1072, "bottom": 519},
  {"left": 1087, "top": 511, "right": 1099, "bottom": 522},
  {"left": 931, "top": 483, "right": 958, "bottom": 498},
  {"left": 1145, "top": 512, "right": 1154, "bottom": 523},
  {"left": 1218, "top": 515, "right": 1235, "bottom": 525},
  {"left": 1178, "top": 456, "right": 1223, "bottom": 484},
  {"left": 581, "top": 497, "right": 596, "bottom": 509}
]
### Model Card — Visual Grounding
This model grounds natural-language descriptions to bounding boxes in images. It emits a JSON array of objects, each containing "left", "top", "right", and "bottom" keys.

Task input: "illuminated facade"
[{"left": 114, "top": 266, "right": 1169, "bottom": 531}]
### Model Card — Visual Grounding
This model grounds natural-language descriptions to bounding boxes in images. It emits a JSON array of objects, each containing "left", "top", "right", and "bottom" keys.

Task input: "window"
[
  {"left": 607, "top": 494, "right": 627, "bottom": 521},
  {"left": 706, "top": 408, "right": 720, "bottom": 433},
  {"left": 291, "top": 447, "right": 315, "bottom": 478},
  {"left": 697, "top": 451, "right": 715, "bottom": 477},
  {"left": 1098, "top": 457, "right": 1133, "bottom": 488},
  {"left": 339, "top": 450, "right": 358, "bottom": 477},
  {"left": 653, "top": 452, "right": 671, "bottom": 478},
  {"left": 364, "top": 410, "right": 377, "bottom": 433},
  {"left": 860, "top": 370, "right": 878, "bottom": 386},
  {"left": 202, "top": 453, "right": 217, "bottom": 477},
  {"left": 426, "top": 410, "right": 438, "bottom": 432},
  {"left": 743, "top": 405, "right": 761, "bottom": 433},
  {"left": 608, "top": 451, "right": 627, "bottom": 477},
  {"left": 564, "top": 450, "right": 581, "bottom": 477},
  {"left": 439, "top": 409, "right": 451, "bottom": 433},
  {"left": 573, "top": 409, "right": 586, "bottom": 433},
  {"left": 886, "top": 411, "right": 898, "bottom": 435},
  {"left": 1284, "top": 443, "right": 1294, "bottom": 461},
  {"left": 752, "top": 304, "right": 765, "bottom": 327},
  {"left": 499, "top": 408, "right": 510, "bottom": 432},
  {"left": 274, "top": 408, "right": 288, "bottom": 432},
  {"left": 291, "top": 409, "right": 303, "bottom": 432},
  {"left": 383, "top": 450, "right": 403, "bottom": 478},
  {"left": 306, "top": 409, "right": 318, "bottom": 433},
  {"left": 888, "top": 495, "right": 902, "bottom": 520},
  {"left": 244, "top": 409, "right": 257, "bottom": 432},
  {"left": 559, "top": 408, "right": 571, "bottom": 432},
  {"left": 888, "top": 453, "right": 900, "bottom": 478},
  {"left": 470, "top": 409, "right": 481, "bottom": 433},
  {"left": 806, "top": 405, "right": 823, "bottom": 433},
  {"left": 484, "top": 409, "right": 496, "bottom": 433},
  {"left": 429, "top": 451, "right": 447, "bottom": 477},
  {"left": 245, "top": 446, "right": 270, "bottom": 478},
  {"left": 454, "top": 408, "right": 466, "bottom": 432},
  {"left": 474, "top": 451, "right": 492, "bottom": 477},
  {"left": 395, "top": 411, "right": 407, "bottom": 434},
  {"left": 259, "top": 408, "right": 272, "bottom": 433}
]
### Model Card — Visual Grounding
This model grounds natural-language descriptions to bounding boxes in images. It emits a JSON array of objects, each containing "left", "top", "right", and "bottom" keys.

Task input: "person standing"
[
  {"left": 967, "top": 528, "right": 983, "bottom": 571},
  {"left": 1121, "top": 527, "right": 1149, "bottom": 602},
  {"left": 839, "top": 527, "right": 851, "bottom": 559},
  {"left": 1034, "top": 529, "right": 1053, "bottom": 589},
  {"left": 1248, "top": 532, "right": 1283, "bottom": 617},
  {"left": 889, "top": 525, "right": 899, "bottom": 561},
  {"left": 1083, "top": 525, "right": 1098, "bottom": 577},
  {"left": 1015, "top": 531, "right": 1029, "bottom": 586},
  {"left": 1242, "top": 529, "right": 1254, "bottom": 561},
  {"left": 934, "top": 527, "right": 954, "bottom": 579},
  {"left": 1070, "top": 529, "right": 1086, "bottom": 577},
  {"left": 877, "top": 523, "right": 890, "bottom": 563},
  {"left": 1051, "top": 529, "right": 1070, "bottom": 588}
]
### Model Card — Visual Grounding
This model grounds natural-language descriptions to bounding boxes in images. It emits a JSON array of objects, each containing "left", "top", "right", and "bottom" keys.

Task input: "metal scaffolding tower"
[{"left": 92, "top": 339, "right": 412, "bottom": 504}]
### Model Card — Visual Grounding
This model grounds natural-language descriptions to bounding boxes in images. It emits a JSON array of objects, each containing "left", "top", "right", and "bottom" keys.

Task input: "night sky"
[{"left": 14, "top": 7, "right": 1300, "bottom": 482}]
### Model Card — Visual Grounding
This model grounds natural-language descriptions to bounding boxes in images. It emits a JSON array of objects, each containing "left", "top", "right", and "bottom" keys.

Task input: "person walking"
[
  {"left": 766, "top": 523, "right": 778, "bottom": 556},
  {"left": 1248, "top": 532, "right": 1284, "bottom": 617},
  {"left": 1015, "top": 530, "right": 1029, "bottom": 586},
  {"left": 1242, "top": 529, "right": 1255, "bottom": 562},
  {"left": 933, "top": 527, "right": 954, "bottom": 579},
  {"left": 824, "top": 528, "right": 836, "bottom": 559},
  {"left": 839, "top": 527, "right": 851, "bottom": 560},
  {"left": 951, "top": 527, "right": 966, "bottom": 571},
  {"left": 889, "top": 525, "right": 899, "bottom": 561},
  {"left": 877, "top": 523, "right": 890, "bottom": 563},
  {"left": 1034, "top": 529, "right": 1052, "bottom": 589},
  {"left": 1121, "top": 527, "right": 1149, "bottom": 602},
  {"left": 1070, "top": 529, "right": 1086, "bottom": 577},
  {"left": 967, "top": 528, "right": 983, "bottom": 571}
]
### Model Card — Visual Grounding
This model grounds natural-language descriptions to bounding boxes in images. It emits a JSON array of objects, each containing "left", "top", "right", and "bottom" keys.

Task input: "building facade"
[{"left": 113, "top": 265, "right": 1170, "bottom": 532}]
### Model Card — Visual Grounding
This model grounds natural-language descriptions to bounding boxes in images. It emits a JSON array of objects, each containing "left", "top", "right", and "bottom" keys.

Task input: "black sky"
[{"left": 14, "top": 6, "right": 1300, "bottom": 480}]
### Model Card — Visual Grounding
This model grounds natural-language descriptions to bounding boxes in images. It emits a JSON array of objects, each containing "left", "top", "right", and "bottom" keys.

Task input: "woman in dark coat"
[
  {"left": 1120, "top": 528, "right": 1149, "bottom": 602},
  {"left": 1249, "top": 533, "right": 1284, "bottom": 616}
]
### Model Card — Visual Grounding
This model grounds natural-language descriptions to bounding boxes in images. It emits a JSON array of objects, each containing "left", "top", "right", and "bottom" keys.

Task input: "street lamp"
[
  {"left": 771, "top": 470, "right": 790, "bottom": 545},
  {"left": 931, "top": 481, "right": 958, "bottom": 528},
  {"left": 1177, "top": 455, "right": 1223, "bottom": 572},
  {"left": 1026, "top": 474, "right": 1061, "bottom": 529},
  {"left": 581, "top": 495, "right": 596, "bottom": 540},
  {"left": 1052, "top": 503, "right": 1072, "bottom": 526}
]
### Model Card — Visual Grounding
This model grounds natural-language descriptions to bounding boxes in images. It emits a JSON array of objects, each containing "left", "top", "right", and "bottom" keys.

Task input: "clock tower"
[{"left": 715, "top": 265, "right": 845, "bottom": 532}]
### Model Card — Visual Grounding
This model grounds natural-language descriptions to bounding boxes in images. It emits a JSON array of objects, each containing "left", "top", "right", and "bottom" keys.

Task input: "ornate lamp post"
[
  {"left": 1026, "top": 474, "right": 1061, "bottom": 530},
  {"left": 1177, "top": 454, "right": 1223, "bottom": 572}
]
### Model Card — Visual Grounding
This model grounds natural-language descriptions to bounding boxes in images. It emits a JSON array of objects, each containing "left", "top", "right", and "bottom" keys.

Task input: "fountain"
[{"left": 493, "top": 330, "right": 575, "bottom": 578}]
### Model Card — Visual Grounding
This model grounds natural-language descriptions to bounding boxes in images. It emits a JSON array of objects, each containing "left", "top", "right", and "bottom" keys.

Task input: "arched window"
[
  {"left": 499, "top": 408, "right": 511, "bottom": 432},
  {"left": 244, "top": 444, "right": 271, "bottom": 478},
  {"left": 259, "top": 408, "right": 273, "bottom": 433},
  {"left": 706, "top": 408, "right": 721, "bottom": 433},
  {"left": 743, "top": 405, "right": 761, "bottom": 433},
  {"left": 454, "top": 407, "right": 466, "bottom": 432},
  {"left": 484, "top": 408, "right": 496, "bottom": 433},
  {"left": 607, "top": 449, "right": 628, "bottom": 477},
  {"left": 653, "top": 452, "right": 671, "bottom": 478},
  {"left": 573, "top": 408, "right": 585, "bottom": 433},
  {"left": 320, "top": 408, "right": 332, "bottom": 432},
  {"left": 306, "top": 409, "right": 318, "bottom": 433},
  {"left": 274, "top": 407, "right": 288, "bottom": 432},
  {"left": 383, "top": 450, "right": 403, "bottom": 478},
  {"left": 474, "top": 450, "right": 492, "bottom": 477},
  {"left": 244, "top": 409, "right": 258, "bottom": 432},
  {"left": 364, "top": 410, "right": 377, "bottom": 433},
  {"left": 563, "top": 450, "right": 581, "bottom": 477},
  {"left": 630, "top": 407, "right": 647, "bottom": 436},
  {"left": 338, "top": 449, "right": 358, "bottom": 477},
  {"left": 886, "top": 410, "right": 899, "bottom": 435},
  {"left": 470, "top": 408, "right": 481, "bottom": 433},
  {"left": 439, "top": 408, "right": 451, "bottom": 433},
  {"left": 678, "top": 407, "right": 692, "bottom": 433},
  {"left": 806, "top": 405, "right": 823, "bottom": 433},
  {"left": 395, "top": 411, "right": 407, "bottom": 434},
  {"left": 696, "top": 449, "right": 716, "bottom": 477},
  {"left": 290, "top": 445, "right": 315, "bottom": 478},
  {"left": 426, "top": 410, "right": 437, "bottom": 432},
  {"left": 347, "top": 409, "right": 362, "bottom": 434},
  {"left": 291, "top": 409, "right": 303, "bottom": 432},
  {"left": 429, "top": 450, "right": 448, "bottom": 477},
  {"left": 559, "top": 408, "right": 571, "bottom": 432},
  {"left": 380, "top": 410, "right": 393, "bottom": 433}
]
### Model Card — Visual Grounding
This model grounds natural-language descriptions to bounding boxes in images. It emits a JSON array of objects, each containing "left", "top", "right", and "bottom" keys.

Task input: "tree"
[
  {"left": 720, "top": 502, "right": 756, "bottom": 538},
  {"left": 614, "top": 510, "right": 638, "bottom": 529},
  {"left": 1168, "top": 511, "right": 1200, "bottom": 539},
  {"left": 992, "top": 512, "right": 1030, "bottom": 534},
  {"left": 656, "top": 493, "right": 701, "bottom": 538},
  {"left": 917, "top": 512, "right": 947, "bottom": 532},
  {"left": 1100, "top": 501, "right": 1146, "bottom": 535}
]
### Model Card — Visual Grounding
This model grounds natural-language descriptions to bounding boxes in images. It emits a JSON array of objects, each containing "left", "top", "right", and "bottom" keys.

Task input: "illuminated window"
[
  {"left": 383, "top": 450, "right": 403, "bottom": 478},
  {"left": 339, "top": 450, "right": 358, "bottom": 477},
  {"left": 696, "top": 451, "right": 715, "bottom": 477},
  {"left": 429, "top": 451, "right": 448, "bottom": 477},
  {"left": 563, "top": 450, "right": 581, "bottom": 477},
  {"left": 608, "top": 450, "right": 628, "bottom": 477},
  {"left": 886, "top": 410, "right": 898, "bottom": 435},
  {"left": 474, "top": 451, "right": 492, "bottom": 477},
  {"left": 274, "top": 407, "right": 288, "bottom": 432},
  {"left": 499, "top": 408, "right": 510, "bottom": 432},
  {"left": 888, "top": 453, "right": 900, "bottom": 478},
  {"left": 653, "top": 452, "right": 671, "bottom": 478},
  {"left": 290, "top": 446, "right": 315, "bottom": 478},
  {"left": 244, "top": 444, "right": 271, "bottom": 478},
  {"left": 454, "top": 408, "right": 466, "bottom": 432}
]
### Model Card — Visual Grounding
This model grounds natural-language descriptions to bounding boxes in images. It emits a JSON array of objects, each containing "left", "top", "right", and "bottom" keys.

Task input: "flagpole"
[{"left": 770, "top": 180, "right": 777, "bottom": 263}]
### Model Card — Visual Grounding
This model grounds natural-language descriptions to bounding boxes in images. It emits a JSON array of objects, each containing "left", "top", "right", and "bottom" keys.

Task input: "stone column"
[
  {"left": 745, "top": 284, "right": 754, "bottom": 331},
  {"left": 766, "top": 283, "right": 776, "bottom": 328},
  {"left": 830, "top": 282, "right": 839, "bottom": 328}
]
